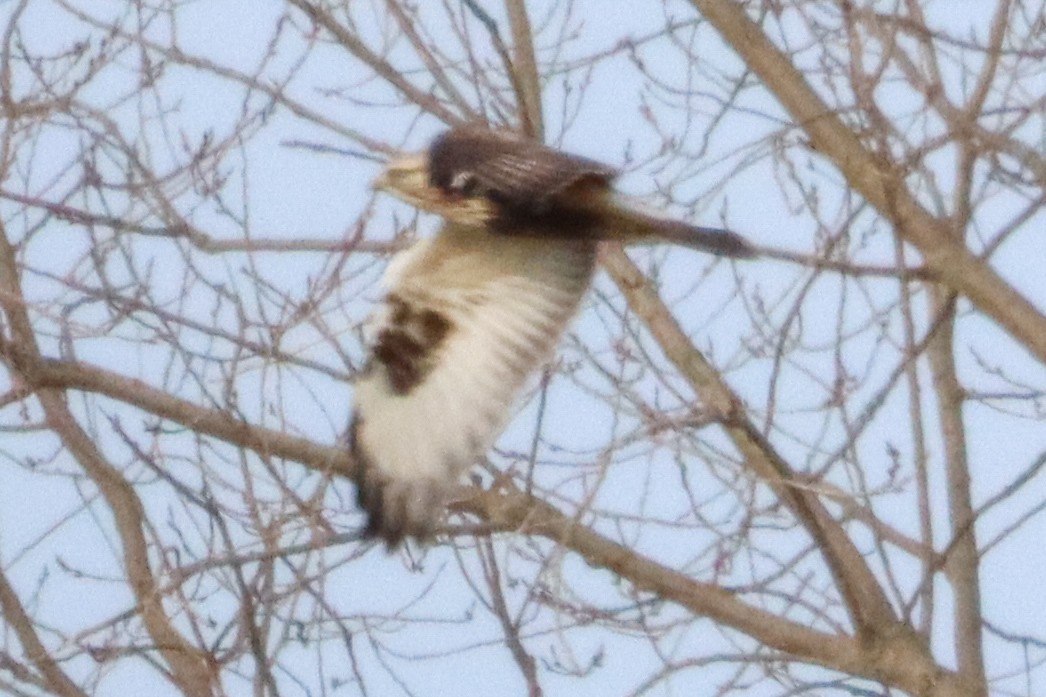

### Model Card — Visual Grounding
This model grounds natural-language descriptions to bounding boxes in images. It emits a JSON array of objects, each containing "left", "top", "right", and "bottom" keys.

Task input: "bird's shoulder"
[{"left": 428, "top": 127, "right": 617, "bottom": 210}]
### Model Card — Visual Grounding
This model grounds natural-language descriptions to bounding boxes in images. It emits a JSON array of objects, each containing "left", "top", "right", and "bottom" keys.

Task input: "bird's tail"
[{"left": 602, "top": 200, "right": 756, "bottom": 259}]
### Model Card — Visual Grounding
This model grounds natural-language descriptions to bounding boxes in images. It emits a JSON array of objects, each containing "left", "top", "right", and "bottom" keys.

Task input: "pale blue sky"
[{"left": 1, "top": 1, "right": 1044, "bottom": 696}]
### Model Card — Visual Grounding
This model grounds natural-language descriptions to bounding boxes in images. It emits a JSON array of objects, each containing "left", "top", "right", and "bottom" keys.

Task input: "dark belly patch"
[{"left": 371, "top": 294, "right": 453, "bottom": 394}]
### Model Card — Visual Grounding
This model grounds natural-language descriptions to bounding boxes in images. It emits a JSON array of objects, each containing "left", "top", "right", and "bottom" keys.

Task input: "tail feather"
[
  {"left": 604, "top": 202, "right": 756, "bottom": 259},
  {"left": 641, "top": 216, "right": 755, "bottom": 258}
]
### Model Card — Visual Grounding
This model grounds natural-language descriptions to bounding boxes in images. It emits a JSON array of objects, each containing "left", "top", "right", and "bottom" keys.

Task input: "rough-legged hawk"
[{"left": 351, "top": 126, "right": 754, "bottom": 547}]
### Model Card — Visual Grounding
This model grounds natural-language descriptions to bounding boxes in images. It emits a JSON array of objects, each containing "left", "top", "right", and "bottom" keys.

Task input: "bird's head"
[
  {"left": 373, "top": 149, "right": 494, "bottom": 227},
  {"left": 373, "top": 152, "right": 434, "bottom": 207}
]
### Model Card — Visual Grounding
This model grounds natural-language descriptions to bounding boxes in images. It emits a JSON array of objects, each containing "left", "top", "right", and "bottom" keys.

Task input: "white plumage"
[
  {"left": 351, "top": 225, "right": 596, "bottom": 544},
  {"left": 351, "top": 125, "right": 752, "bottom": 546}
]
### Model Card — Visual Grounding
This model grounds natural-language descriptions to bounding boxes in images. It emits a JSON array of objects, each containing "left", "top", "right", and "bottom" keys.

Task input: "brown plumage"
[
  {"left": 352, "top": 126, "right": 754, "bottom": 548},
  {"left": 373, "top": 126, "right": 755, "bottom": 256}
]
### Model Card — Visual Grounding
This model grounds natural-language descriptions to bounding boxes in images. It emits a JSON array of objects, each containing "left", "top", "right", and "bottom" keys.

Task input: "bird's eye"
[{"left": 449, "top": 171, "right": 480, "bottom": 196}]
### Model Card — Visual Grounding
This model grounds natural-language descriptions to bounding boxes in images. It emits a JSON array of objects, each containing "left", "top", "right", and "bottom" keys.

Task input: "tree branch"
[
  {"left": 0, "top": 224, "right": 218, "bottom": 697},
  {"left": 600, "top": 245, "right": 898, "bottom": 634},
  {"left": 925, "top": 290, "right": 987, "bottom": 694},
  {"left": 456, "top": 481, "right": 967, "bottom": 697},
  {"left": 687, "top": 0, "right": 1046, "bottom": 367},
  {"left": 0, "top": 567, "right": 87, "bottom": 697}
]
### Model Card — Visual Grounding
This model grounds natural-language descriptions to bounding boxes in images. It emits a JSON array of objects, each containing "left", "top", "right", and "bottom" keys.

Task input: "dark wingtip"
[
  {"left": 355, "top": 473, "right": 406, "bottom": 550},
  {"left": 349, "top": 416, "right": 400, "bottom": 550},
  {"left": 704, "top": 229, "right": 758, "bottom": 259},
  {"left": 349, "top": 415, "right": 444, "bottom": 551},
  {"left": 656, "top": 220, "right": 758, "bottom": 260},
  {"left": 356, "top": 477, "right": 443, "bottom": 551}
]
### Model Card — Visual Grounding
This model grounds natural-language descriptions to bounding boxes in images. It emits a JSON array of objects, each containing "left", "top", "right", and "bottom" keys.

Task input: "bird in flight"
[{"left": 350, "top": 126, "right": 754, "bottom": 547}]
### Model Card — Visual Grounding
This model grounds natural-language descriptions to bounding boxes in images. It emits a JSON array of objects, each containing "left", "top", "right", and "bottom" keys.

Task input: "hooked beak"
[
  {"left": 371, "top": 167, "right": 390, "bottom": 193},
  {"left": 371, "top": 152, "right": 429, "bottom": 194}
]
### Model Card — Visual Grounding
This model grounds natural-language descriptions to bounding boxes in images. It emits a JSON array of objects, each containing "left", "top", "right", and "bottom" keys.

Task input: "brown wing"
[
  {"left": 418, "top": 126, "right": 758, "bottom": 257},
  {"left": 427, "top": 127, "right": 617, "bottom": 212}
]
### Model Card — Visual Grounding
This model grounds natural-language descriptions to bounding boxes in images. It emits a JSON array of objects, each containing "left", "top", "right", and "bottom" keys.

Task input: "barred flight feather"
[{"left": 350, "top": 226, "right": 597, "bottom": 546}]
